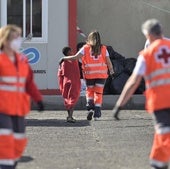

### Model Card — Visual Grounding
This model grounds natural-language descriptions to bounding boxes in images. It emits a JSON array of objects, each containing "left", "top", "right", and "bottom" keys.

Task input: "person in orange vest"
[
  {"left": 0, "top": 24, "right": 44, "bottom": 169},
  {"left": 60, "top": 31, "right": 114, "bottom": 120},
  {"left": 58, "top": 47, "right": 81, "bottom": 123},
  {"left": 112, "top": 19, "right": 170, "bottom": 169}
]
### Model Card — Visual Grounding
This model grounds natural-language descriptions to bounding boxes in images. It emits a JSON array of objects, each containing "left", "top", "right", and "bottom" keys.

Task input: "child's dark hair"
[
  {"left": 77, "top": 42, "right": 86, "bottom": 52},
  {"left": 62, "top": 47, "right": 71, "bottom": 56}
]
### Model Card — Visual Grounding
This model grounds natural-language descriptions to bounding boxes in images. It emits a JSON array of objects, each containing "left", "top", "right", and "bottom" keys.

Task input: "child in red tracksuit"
[{"left": 58, "top": 47, "right": 81, "bottom": 123}]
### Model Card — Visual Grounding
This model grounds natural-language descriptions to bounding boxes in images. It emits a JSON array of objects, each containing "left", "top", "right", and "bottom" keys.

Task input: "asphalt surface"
[{"left": 17, "top": 109, "right": 154, "bottom": 169}]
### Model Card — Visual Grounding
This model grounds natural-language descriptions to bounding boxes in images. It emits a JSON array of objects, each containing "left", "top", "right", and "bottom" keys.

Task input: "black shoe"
[
  {"left": 87, "top": 110, "right": 93, "bottom": 121},
  {"left": 94, "top": 106, "right": 101, "bottom": 118}
]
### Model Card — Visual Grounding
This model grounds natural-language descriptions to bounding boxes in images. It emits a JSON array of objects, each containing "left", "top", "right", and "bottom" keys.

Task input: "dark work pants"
[{"left": 0, "top": 114, "right": 25, "bottom": 169}]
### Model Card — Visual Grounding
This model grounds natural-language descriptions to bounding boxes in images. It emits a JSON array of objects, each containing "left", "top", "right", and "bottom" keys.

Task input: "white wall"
[
  {"left": 47, "top": 0, "right": 68, "bottom": 89},
  {"left": 77, "top": 0, "right": 170, "bottom": 58}
]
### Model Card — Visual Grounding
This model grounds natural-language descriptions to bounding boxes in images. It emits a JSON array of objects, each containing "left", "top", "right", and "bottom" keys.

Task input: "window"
[{"left": 1, "top": 0, "right": 48, "bottom": 42}]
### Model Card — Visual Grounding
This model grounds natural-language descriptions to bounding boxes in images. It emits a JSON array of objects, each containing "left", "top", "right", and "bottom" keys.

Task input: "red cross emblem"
[{"left": 155, "top": 46, "right": 170, "bottom": 66}]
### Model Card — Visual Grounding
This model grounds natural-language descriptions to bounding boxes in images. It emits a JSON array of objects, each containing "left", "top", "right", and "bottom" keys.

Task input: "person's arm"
[
  {"left": 63, "top": 53, "right": 83, "bottom": 61},
  {"left": 106, "top": 56, "right": 114, "bottom": 75},
  {"left": 113, "top": 73, "right": 142, "bottom": 120},
  {"left": 26, "top": 65, "right": 44, "bottom": 111},
  {"left": 113, "top": 55, "right": 146, "bottom": 120},
  {"left": 59, "top": 48, "right": 84, "bottom": 65}
]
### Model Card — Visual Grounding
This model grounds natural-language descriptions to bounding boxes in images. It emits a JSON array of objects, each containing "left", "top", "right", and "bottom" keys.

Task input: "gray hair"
[{"left": 141, "top": 19, "right": 163, "bottom": 36}]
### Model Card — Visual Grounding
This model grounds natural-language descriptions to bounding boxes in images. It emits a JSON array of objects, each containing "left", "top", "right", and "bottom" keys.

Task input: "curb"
[{"left": 32, "top": 95, "right": 145, "bottom": 110}]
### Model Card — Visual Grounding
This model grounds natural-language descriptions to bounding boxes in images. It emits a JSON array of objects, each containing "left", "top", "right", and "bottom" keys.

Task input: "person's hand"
[
  {"left": 37, "top": 101, "right": 44, "bottom": 112},
  {"left": 110, "top": 72, "right": 115, "bottom": 78},
  {"left": 112, "top": 106, "right": 121, "bottom": 120},
  {"left": 59, "top": 57, "right": 64, "bottom": 65}
]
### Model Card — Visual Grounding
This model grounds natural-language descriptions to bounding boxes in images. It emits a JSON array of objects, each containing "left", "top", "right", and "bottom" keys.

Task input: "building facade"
[
  {"left": 0, "top": 0, "right": 77, "bottom": 94},
  {"left": 77, "top": 0, "right": 170, "bottom": 58},
  {"left": 1, "top": 0, "right": 170, "bottom": 95}
]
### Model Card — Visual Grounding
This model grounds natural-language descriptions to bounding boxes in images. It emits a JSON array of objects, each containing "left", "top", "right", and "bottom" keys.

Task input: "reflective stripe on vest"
[
  {"left": 84, "top": 70, "right": 108, "bottom": 75},
  {"left": 145, "top": 67, "right": 170, "bottom": 81},
  {"left": 0, "top": 76, "right": 26, "bottom": 83},
  {"left": 87, "top": 85, "right": 94, "bottom": 88},
  {"left": 0, "top": 85, "right": 25, "bottom": 92},
  {"left": 0, "top": 129, "right": 12, "bottom": 135},
  {"left": 14, "top": 133, "right": 26, "bottom": 139},
  {"left": 0, "top": 159, "right": 15, "bottom": 166},
  {"left": 155, "top": 126, "right": 170, "bottom": 134},
  {"left": 95, "top": 103, "right": 102, "bottom": 107},
  {"left": 146, "top": 78, "right": 170, "bottom": 89},
  {"left": 150, "top": 159, "right": 168, "bottom": 168},
  {"left": 87, "top": 97, "right": 94, "bottom": 101},
  {"left": 95, "top": 83, "right": 105, "bottom": 87},
  {"left": 0, "top": 76, "right": 26, "bottom": 92},
  {"left": 84, "top": 63, "right": 107, "bottom": 67},
  {"left": 0, "top": 77, "right": 17, "bottom": 83}
]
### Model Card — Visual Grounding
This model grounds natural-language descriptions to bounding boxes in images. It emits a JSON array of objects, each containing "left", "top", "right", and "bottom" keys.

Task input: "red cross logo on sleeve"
[{"left": 155, "top": 46, "right": 170, "bottom": 66}]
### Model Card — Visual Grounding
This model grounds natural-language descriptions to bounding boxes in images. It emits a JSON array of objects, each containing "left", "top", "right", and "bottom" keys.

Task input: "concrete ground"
[{"left": 17, "top": 109, "right": 154, "bottom": 169}]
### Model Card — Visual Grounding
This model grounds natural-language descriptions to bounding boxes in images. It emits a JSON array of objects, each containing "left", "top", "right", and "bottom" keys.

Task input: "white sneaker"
[{"left": 94, "top": 117, "right": 100, "bottom": 121}]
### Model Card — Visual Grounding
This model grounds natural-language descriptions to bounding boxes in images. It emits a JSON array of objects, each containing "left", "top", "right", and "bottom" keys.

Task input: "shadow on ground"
[
  {"left": 18, "top": 156, "right": 34, "bottom": 163},
  {"left": 26, "top": 119, "right": 90, "bottom": 127}
]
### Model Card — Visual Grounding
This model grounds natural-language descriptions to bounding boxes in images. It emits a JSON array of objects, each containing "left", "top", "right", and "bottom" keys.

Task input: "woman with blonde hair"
[
  {"left": 60, "top": 30, "right": 114, "bottom": 120},
  {"left": 0, "top": 24, "right": 44, "bottom": 169}
]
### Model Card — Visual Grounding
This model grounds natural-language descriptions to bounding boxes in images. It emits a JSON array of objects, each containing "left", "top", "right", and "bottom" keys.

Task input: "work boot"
[
  {"left": 86, "top": 99, "right": 94, "bottom": 111},
  {"left": 94, "top": 106, "right": 101, "bottom": 120}
]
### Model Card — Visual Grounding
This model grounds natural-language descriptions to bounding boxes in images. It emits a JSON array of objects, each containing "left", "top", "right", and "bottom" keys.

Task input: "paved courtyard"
[{"left": 18, "top": 109, "right": 154, "bottom": 169}]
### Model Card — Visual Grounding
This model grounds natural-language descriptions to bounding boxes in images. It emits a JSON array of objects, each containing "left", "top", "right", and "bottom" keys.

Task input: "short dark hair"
[{"left": 62, "top": 47, "right": 71, "bottom": 56}]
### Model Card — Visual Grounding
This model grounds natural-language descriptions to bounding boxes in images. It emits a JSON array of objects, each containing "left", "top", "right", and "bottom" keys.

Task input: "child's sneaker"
[
  {"left": 87, "top": 110, "right": 93, "bottom": 121},
  {"left": 67, "top": 117, "right": 76, "bottom": 123},
  {"left": 94, "top": 117, "right": 100, "bottom": 121}
]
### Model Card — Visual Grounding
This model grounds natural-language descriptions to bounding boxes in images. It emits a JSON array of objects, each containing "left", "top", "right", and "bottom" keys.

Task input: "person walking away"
[
  {"left": 58, "top": 47, "right": 81, "bottom": 123},
  {"left": 112, "top": 19, "right": 170, "bottom": 169},
  {"left": 0, "top": 24, "right": 44, "bottom": 169},
  {"left": 60, "top": 31, "right": 114, "bottom": 120}
]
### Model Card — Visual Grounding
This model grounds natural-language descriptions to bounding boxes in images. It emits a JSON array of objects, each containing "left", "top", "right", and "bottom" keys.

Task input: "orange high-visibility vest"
[
  {"left": 141, "top": 39, "right": 170, "bottom": 113},
  {"left": 0, "top": 53, "right": 30, "bottom": 116},
  {"left": 82, "top": 45, "right": 108, "bottom": 79}
]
